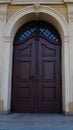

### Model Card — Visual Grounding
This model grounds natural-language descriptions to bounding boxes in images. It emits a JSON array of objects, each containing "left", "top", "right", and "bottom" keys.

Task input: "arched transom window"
[{"left": 14, "top": 21, "right": 61, "bottom": 44}]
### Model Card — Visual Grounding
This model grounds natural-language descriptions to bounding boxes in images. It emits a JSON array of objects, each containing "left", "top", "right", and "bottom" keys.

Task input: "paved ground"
[{"left": 0, "top": 114, "right": 73, "bottom": 130}]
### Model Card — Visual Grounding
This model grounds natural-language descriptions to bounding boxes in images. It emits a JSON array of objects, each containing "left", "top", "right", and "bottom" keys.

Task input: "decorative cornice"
[
  {"left": 11, "top": 0, "right": 64, "bottom": 4},
  {"left": 64, "top": 0, "right": 73, "bottom": 2},
  {"left": 0, "top": 0, "right": 11, "bottom": 3},
  {"left": 0, "top": 0, "right": 73, "bottom": 4}
]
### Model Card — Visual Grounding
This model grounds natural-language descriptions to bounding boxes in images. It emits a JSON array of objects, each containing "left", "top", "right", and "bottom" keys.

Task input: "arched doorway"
[{"left": 11, "top": 21, "right": 62, "bottom": 113}]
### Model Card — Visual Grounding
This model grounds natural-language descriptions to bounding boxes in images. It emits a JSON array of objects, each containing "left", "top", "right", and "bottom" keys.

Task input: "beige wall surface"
[
  {"left": 7, "top": 5, "right": 27, "bottom": 20},
  {"left": 7, "top": 4, "right": 67, "bottom": 21}
]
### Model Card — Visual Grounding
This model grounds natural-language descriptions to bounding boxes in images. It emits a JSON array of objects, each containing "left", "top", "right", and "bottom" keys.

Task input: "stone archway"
[{"left": 2, "top": 5, "right": 69, "bottom": 114}]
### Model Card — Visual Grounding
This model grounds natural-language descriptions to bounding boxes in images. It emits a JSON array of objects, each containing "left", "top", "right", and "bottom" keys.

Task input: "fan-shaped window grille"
[{"left": 14, "top": 21, "right": 61, "bottom": 44}]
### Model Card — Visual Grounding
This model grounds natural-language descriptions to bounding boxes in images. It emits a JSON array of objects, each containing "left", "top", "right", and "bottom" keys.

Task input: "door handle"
[{"left": 30, "top": 76, "right": 34, "bottom": 79}]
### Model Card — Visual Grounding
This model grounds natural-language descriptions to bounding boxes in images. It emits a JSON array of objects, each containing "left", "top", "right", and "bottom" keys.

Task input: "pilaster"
[
  {"left": 0, "top": 5, "right": 7, "bottom": 112},
  {"left": 67, "top": 4, "right": 73, "bottom": 113},
  {"left": 2, "top": 36, "right": 12, "bottom": 113}
]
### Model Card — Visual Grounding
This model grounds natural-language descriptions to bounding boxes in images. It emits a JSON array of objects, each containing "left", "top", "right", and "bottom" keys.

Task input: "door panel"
[
  {"left": 42, "top": 61, "right": 55, "bottom": 81},
  {"left": 11, "top": 38, "right": 35, "bottom": 112},
  {"left": 42, "top": 44, "right": 56, "bottom": 57},
  {"left": 38, "top": 38, "right": 61, "bottom": 113}
]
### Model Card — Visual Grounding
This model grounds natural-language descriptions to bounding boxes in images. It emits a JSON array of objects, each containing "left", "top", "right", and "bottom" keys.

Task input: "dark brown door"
[{"left": 11, "top": 36, "right": 61, "bottom": 113}]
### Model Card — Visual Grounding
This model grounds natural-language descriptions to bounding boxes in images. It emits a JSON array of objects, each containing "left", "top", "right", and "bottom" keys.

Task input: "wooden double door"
[{"left": 11, "top": 36, "right": 61, "bottom": 113}]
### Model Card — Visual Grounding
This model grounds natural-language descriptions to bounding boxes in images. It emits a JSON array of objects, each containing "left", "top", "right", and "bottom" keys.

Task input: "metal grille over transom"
[{"left": 14, "top": 21, "right": 61, "bottom": 44}]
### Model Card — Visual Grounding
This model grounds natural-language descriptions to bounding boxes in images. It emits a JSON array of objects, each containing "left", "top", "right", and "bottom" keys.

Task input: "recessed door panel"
[{"left": 42, "top": 61, "right": 56, "bottom": 81}]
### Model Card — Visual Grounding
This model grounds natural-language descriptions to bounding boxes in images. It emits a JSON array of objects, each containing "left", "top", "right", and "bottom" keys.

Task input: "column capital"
[
  {"left": 4, "top": 37, "right": 11, "bottom": 43},
  {"left": 64, "top": 36, "right": 70, "bottom": 43}
]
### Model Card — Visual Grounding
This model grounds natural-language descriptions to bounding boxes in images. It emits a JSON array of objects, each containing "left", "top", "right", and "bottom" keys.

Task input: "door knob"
[{"left": 30, "top": 76, "right": 34, "bottom": 79}]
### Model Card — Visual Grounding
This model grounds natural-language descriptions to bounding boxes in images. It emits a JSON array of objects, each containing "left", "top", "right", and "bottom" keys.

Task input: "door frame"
[{"left": 2, "top": 5, "right": 69, "bottom": 114}]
